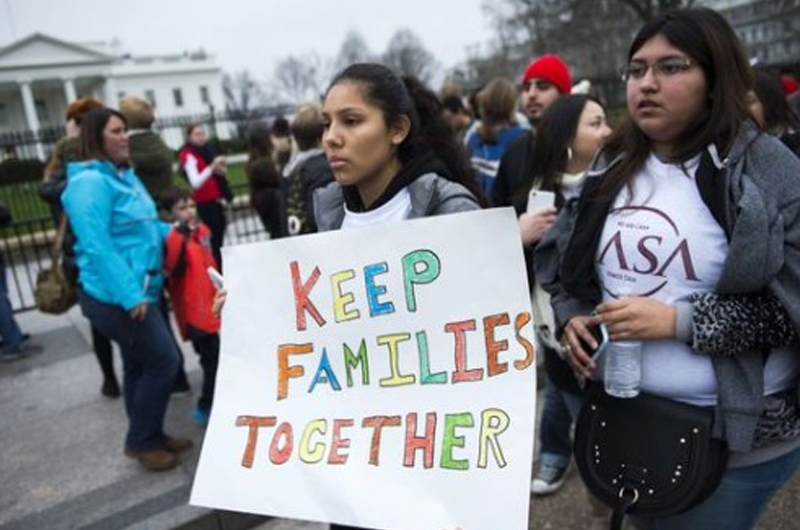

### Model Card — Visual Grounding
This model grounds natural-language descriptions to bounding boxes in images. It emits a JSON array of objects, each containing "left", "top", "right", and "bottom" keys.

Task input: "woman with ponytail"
[{"left": 313, "top": 63, "right": 483, "bottom": 233}]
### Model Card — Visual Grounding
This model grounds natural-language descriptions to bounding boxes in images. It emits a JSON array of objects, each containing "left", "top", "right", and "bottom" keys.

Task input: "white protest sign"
[{"left": 191, "top": 208, "right": 538, "bottom": 530}]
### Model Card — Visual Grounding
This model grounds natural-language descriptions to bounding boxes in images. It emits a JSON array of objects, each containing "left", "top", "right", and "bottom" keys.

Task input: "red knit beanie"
[
  {"left": 521, "top": 55, "right": 572, "bottom": 95},
  {"left": 781, "top": 75, "right": 799, "bottom": 97}
]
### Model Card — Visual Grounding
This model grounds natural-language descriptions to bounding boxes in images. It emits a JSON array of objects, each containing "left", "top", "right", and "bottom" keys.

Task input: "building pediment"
[{"left": 0, "top": 33, "right": 113, "bottom": 71}]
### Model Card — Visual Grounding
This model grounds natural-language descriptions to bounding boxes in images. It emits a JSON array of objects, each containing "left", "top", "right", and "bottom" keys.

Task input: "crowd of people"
[{"left": 2, "top": 4, "right": 800, "bottom": 529}]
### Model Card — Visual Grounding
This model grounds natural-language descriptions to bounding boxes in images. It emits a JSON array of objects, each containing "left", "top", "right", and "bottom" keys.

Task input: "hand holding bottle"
[{"left": 594, "top": 296, "right": 676, "bottom": 341}]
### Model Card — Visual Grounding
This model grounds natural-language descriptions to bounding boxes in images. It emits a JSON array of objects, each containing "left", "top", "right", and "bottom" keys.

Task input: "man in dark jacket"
[
  {"left": 491, "top": 55, "right": 572, "bottom": 207},
  {"left": 120, "top": 96, "right": 175, "bottom": 204},
  {"left": 279, "top": 103, "right": 334, "bottom": 237}
]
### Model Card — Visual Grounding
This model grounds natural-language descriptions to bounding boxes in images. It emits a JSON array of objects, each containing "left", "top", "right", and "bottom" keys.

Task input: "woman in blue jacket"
[{"left": 62, "top": 108, "right": 191, "bottom": 471}]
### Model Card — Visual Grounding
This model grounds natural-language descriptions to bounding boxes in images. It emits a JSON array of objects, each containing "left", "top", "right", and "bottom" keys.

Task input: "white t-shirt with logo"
[{"left": 595, "top": 154, "right": 798, "bottom": 406}]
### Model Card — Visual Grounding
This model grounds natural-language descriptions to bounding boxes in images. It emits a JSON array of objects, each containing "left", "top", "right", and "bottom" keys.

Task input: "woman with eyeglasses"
[{"left": 535, "top": 8, "right": 800, "bottom": 530}]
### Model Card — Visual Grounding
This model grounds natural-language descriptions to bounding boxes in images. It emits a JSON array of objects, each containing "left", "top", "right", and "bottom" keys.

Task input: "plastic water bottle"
[
  {"left": 604, "top": 288, "right": 643, "bottom": 398},
  {"left": 604, "top": 338, "right": 643, "bottom": 398}
]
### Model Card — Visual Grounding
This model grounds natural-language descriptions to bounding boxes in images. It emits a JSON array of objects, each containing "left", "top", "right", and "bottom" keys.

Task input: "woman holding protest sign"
[
  {"left": 535, "top": 8, "right": 800, "bottom": 530},
  {"left": 211, "top": 64, "right": 483, "bottom": 529}
]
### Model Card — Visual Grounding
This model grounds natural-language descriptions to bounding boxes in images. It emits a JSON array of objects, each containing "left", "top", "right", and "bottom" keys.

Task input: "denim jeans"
[
  {"left": 0, "top": 253, "right": 24, "bottom": 352},
  {"left": 631, "top": 442, "right": 800, "bottom": 530},
  {"left": 538, "top": 379, "right": 583, "bottom": 469},
  {"left": 79, "top": 290, "right": 179, "bottom": 450}
]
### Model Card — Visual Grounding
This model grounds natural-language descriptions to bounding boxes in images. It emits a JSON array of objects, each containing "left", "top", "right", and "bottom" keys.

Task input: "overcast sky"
[{"left": 1, "top": 0, "right": 495, "bottom": 85}]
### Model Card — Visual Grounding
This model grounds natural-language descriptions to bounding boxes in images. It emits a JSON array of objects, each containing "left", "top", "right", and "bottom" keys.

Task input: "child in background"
[{"left": 161, "top": 187, "right": 220, "bottom": 426}]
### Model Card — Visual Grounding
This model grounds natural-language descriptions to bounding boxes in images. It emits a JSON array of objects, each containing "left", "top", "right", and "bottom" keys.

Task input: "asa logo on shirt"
[{"left": 597, "top": 205, "right": 700, "bottom": 297}]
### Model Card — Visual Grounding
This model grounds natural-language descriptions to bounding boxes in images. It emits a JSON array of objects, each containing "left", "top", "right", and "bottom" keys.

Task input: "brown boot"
[
  {"left": 163, "top": 436, "right": 193, "bottom": 453},
  {"left": 124, "top": 447, "right": 178, "bottom": 471}
]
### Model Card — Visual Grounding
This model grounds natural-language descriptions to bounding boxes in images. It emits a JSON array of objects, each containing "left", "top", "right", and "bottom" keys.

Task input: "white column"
[
  {"left": 103, "top": 75, "right": 118, "bottom": 107},
  {"left": 19, "top": 79, "right": 45, "bottom": 160},
  {"left": 63, "top": 77, "right": 77, "bottom": 103}
]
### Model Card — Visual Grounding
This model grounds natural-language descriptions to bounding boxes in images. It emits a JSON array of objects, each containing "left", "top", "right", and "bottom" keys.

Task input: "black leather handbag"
[{"left": 574, "top": 382, "right": 729, "bottom": 530}]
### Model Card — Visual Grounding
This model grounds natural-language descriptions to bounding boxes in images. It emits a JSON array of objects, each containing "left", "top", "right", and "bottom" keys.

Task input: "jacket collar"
[
  {"left": 66, "top": 159, "right": 127, "bottom": 179},
  {"left": 314, "top": 172, "right": 445, "bottom": 231}
]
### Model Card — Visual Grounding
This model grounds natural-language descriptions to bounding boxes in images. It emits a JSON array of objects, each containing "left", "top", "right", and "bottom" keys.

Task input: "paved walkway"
[
  {"left": 0, "top": 306, "right": 266, "bottom": 530},
  {"left": 1, "top": 306, "right": 797, "bottom": 530}
]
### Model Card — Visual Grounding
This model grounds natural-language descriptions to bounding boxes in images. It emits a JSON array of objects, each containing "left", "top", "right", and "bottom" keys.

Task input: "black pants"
[
  {"left": 190, "top": 332, "right": 219, "bottom": 413},
  {"left": 197, "top": 201, "right": 227, "bottom": 269},
  {"left": 91, "top": 324, "right": 115, "bottom": 382}
]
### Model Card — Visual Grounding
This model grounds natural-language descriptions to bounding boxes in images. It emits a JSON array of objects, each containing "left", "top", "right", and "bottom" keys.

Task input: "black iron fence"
[
  {"left": 0, "top": 105, "right": 294, "bottom": 161},
  {"left": 0, "top": 179, "right": 270, "bottom": 313},
  {"left": 0, "top": 105, "right": 298, "bottom": 312}
]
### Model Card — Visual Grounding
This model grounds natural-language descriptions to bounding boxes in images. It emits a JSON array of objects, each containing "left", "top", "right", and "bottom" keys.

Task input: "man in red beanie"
[
  {"left": 491, "top": 54, "right": 572, "bottom": 207},
  {"left": 521, "top": 54, "right": 572, "bottom": 124}
]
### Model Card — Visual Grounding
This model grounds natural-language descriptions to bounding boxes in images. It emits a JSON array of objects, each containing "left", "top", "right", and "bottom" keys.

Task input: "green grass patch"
[{"left": 227, "top": 162, "right": 248, "bottom": 188}]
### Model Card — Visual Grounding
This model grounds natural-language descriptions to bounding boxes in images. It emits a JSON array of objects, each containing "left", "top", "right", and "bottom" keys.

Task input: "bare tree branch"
[
  {"left": 335, "top": 30, "right": 373, "bottom": 72},
  {"left": 381, "top": 29, "right": 438, "bottom": 83},
  {"left": 272, "top": 54, "right": 330, "bottom": 104}
]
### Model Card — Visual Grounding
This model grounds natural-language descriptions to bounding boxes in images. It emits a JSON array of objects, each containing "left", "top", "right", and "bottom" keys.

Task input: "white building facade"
[{"left": 0, "top": 33, "right": 225, "bottom": 159}]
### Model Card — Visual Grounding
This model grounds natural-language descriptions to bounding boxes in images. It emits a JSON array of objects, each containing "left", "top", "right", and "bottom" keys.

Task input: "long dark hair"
[
  {"left": 78, "top": 107, "right": 127, "bottom": 162},
  {"left": 520, "top": 95, "right": 597, "bottom": 197},
  {"left": 246, "top": 123, "right": 274, "bottom": 160},
  {"left": 326, "top": 63, "right": 486, "bottom": 205},
  {"left": 245, "top": 123, "right": 278, "bottom": 187},
  {"left": 753, "top": 69, "right": 800, "bottom": 133},
  {"left": 596, "top": 7, "right": 752, "bottom": 199}
]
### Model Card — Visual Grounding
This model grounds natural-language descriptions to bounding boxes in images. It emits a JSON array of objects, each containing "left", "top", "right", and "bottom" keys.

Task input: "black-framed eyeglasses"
[{"left": 619, "top": 58, "right": 696, "bottom": 81}]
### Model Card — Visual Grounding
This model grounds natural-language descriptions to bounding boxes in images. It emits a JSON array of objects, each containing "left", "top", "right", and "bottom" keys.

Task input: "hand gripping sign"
[{"left": 191, "top": 208, "right": 538, "bottom": 530}]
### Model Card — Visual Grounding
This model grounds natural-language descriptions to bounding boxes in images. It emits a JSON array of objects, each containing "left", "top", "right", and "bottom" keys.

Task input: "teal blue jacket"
[{"left": 63, "top": 160, "right": 167, "bottom": 310}]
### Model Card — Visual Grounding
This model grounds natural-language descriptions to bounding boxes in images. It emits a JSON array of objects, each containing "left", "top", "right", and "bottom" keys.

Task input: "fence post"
[{"left": 208, "top": 104, "right": 220, "bottom": 144}]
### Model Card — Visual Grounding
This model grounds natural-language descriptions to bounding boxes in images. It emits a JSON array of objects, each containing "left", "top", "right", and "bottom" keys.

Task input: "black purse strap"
[{"left": 610, "top": 488, "right": 638, "bottom": 530}]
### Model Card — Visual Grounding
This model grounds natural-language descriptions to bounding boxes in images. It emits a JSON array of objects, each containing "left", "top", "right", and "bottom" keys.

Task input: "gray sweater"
[{"left": 535, "top": 124, "right": 800, "bottom": 452}]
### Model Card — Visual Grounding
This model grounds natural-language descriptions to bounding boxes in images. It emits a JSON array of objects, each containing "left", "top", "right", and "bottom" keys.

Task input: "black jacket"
[{"left": 491, "top": 130, "right": 535, "bottom": 207}]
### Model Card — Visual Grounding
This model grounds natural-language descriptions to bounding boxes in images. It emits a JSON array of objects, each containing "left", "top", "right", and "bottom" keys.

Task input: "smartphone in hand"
[
  {"left": 527, "top": 189, "right": 556, "bottom": 215},
  {"left": 582, "top": 322, "right": 609, "bottom": 360}
]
